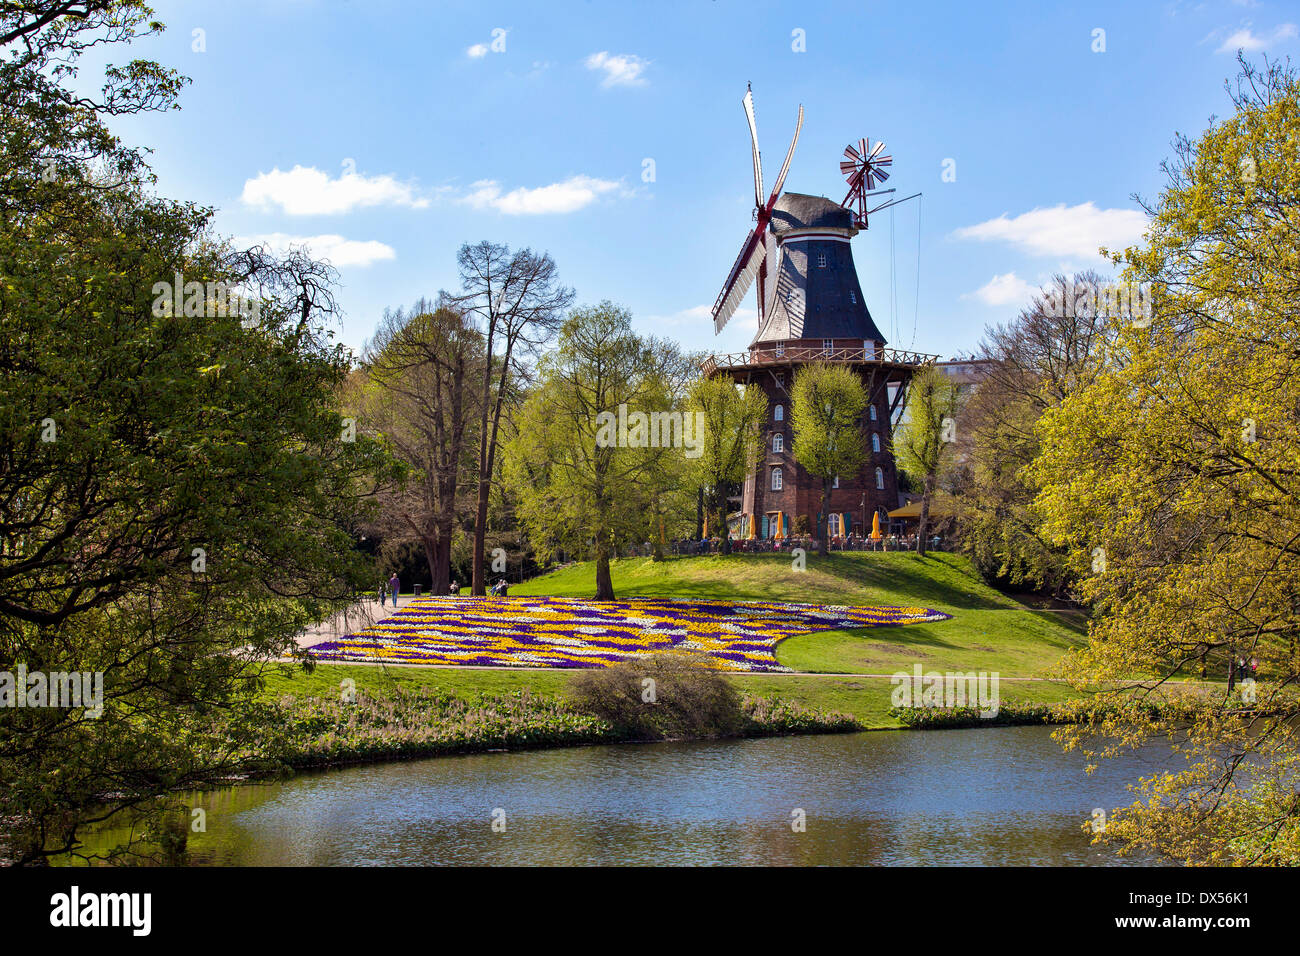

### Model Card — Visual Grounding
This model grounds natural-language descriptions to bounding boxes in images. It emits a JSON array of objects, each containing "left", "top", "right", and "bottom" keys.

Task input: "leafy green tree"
[
  {"left": 1032, "top": 56, "right": 1300, "bottom": 864},
  {"left": 687, "top": 375, "right": 766, "bottom": 555},
  {"left": 0, "top": 1, "right": 395, "bottom": 864},
  {"left": 790, "top": 363, "right": 867, "bottom": 557},
  {"left": 893, "top": 366, "right": 961, "bottom": 556},
  {"left": 504, "top": 303, "right": 685, "bottom": 598}
]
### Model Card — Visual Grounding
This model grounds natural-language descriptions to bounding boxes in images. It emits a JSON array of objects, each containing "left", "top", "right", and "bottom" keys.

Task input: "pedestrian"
[
  {"left": 388, "top": 572, "right": 399, "bottom": 608},
  {"left": 449, "top": 580, "right": 459, "bottom": 595},
  {"left": 498, "top": 578, "right": 509, "bottom": 597}
]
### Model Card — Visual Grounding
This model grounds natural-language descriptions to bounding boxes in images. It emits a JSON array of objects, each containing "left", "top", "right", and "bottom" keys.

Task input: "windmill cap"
[{"left": 770, "top": 192, "right": 857, "bottom": 234}]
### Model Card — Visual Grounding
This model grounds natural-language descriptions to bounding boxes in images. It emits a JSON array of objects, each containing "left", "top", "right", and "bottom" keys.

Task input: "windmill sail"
[
  {"left": 712, "top": 227, "right": 766, "bottom": 334},
  {"left": 743, "top": 89, "right": 764, "bottom": 209}
]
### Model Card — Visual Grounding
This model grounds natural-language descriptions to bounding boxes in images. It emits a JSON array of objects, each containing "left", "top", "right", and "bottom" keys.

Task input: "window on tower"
[
  {"left": 772, "top": 433, "right": 783, "bottom": 454},
  {"left": 775, "top": 341, "right": 785, "bottom": 357},
  {"left": 872, "top": 433, "right": 880, "bottom": 453},
  {"left": 822, "top": 339, "right": 833, "bottom": 354},
  {"left": 832, "top": 475, "right": 839, "bottom": 489},
  {"left": 817, "top": 252, "right": 826, "bottom": 268},
  {"left": 772, "top": 467, "right": 783, "bottom": 491},
  {"left": 849, "top": 290, "right": 857, "bottom": 305},
  {"left": 869, "top": 405, "right": 878, "bottom": 421},
  {"left": 774, "top": 404, "right": 784, "bottom": 421},
  {"left": 875, "top": 467, "right": 885, "bottom": 490}
]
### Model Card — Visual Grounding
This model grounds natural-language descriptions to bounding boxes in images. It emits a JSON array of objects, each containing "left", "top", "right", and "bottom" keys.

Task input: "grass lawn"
[{"left": 266, "top": 552, "right": 1094, "bottom": 729}]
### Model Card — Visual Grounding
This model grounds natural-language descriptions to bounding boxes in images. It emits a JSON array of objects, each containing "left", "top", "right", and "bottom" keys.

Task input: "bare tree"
[
  {"left": 356, "top": 299, "right": 483, "bottom": 594},
  {"left": 452, "top": 242, "right": 574, "bottom": 595}
]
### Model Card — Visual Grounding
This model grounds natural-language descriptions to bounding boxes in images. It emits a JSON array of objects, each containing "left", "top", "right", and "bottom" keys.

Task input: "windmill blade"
[
  {"left": 761, "top": 231, "right": 782, "bottom": 319},
  {"left": 869, "top": 140, "right": 886, "bottom": 159},
  {"left": 743, "top": 89, "right": 764, "bottom": 209},
  {"left": 711, "top": 227, "right": 767, "bottom": 333},
  {"left": 764, "top": 104, "right": 803, "bottom": 210}
]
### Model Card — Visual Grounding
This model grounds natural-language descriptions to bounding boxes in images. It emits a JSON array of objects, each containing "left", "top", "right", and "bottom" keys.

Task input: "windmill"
[{"left": 710, "top": 85, "right": 803, "bottom": 335}]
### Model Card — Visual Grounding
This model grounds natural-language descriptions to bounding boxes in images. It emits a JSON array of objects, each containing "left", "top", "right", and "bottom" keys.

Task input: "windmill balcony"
[{"left": 701, "top": 342, "right": 938, "bottom": 377}]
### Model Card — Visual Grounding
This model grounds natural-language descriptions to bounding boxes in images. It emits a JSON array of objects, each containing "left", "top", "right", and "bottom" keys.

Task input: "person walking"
[{"left": 388, "top": 572, "right": 400, "bottom": 608}]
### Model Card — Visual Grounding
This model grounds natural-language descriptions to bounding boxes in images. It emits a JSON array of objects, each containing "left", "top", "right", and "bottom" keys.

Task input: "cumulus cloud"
[
  {"left": 1216, "top": 23, "right": 1297, "bottom": 53},
  {"left": 467, "top": 43, "right": 489, "bottom": 58},
  {"left": 241, "top": 165, "right": 429, "bottom": 216},
  {"left": 962, "top": 272, "right": 1037, "bottom": 307},
  {"left": 235, "top": 233, "right": 396, "bottom": 268},
  {"left": 952, "top": 202, "right": 1146, "bottom": 259},
  {"left": 461, "top": 175, "right": 622, "bottom": 215},
  {"left": 584, "top": 51, "right": 649, "bottom": 87}
]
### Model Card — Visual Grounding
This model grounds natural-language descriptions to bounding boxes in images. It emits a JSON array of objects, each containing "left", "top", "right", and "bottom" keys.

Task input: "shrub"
[{"left": 566, "top": 653, "right": 745, "bottom": 740}]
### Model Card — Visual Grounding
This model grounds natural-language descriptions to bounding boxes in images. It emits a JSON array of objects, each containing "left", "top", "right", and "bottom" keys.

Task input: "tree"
[
  {"left": 504, "top": 303, "right": 684, "bottom": 599},
  {"left": 688, "top": 375, "right": 766, "bottom": 555},
  {"left": 892, "top": 367, "right": 961, "bottom": 556},
  {"left": 352, "top": 299, "right": 483, "bottom": 594},
  {"left": 1031, "top": 55, "right": 1300, "bottom": 864},
  {"left": 0, "top": 2, "right": 395, "bottom": 863},
  {"left": 957, "top": 271, "right": 1113, "bottom": 593},
  {"left": 790, "top": 363, "right": 867, "bottom": 557},
  {"left": 453, "top": 242, "right": 574, "bottom": 596}
]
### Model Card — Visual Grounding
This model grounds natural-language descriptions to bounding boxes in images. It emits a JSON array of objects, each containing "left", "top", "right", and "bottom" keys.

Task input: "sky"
[{"left": 83, "top": 0, "right": 1300, "bottom": 361}]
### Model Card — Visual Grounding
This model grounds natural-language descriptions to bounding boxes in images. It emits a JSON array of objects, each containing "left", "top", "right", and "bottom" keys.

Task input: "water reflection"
[{"left": 68, "top": 726, "right": 1176, "bottom": 866}]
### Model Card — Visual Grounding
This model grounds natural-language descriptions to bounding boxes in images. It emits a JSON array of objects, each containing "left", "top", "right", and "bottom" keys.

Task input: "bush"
[{"left": 566, "top": 653, "right": 745, "bottom": 740}]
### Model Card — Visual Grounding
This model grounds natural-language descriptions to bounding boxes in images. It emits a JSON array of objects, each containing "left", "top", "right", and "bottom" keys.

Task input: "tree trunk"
[
  {"left": 718, "top": 502, "right": 731, "bottom": 555},
  {"left": 594, "top": 542, "right": 615, "bottom": 600},
  {"left": 818, "top": 481, "right": 831, "bottom": 558},
  {"left": 917, "top": 473, "right": 934, "bottom": 556},
  {"left": 695, "top": 486, "right": 704, "bottom": 539}
]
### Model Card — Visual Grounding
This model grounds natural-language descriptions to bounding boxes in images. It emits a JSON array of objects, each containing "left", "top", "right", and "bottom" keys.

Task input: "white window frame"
[
  {"left": 822, "top": 338, "right": 833, "bottom": 354},
  {"left": 875, "top": 467, "right": 885, "bottom": 490},
  {"left": 774, "top": 404, "right": 784, "bottom": 422},
  {"left": 817, "top": 252, "right": 827, "bottom": 268},
  {"left": 772, "top": 433, "right": 783, "bottom": 454},
  {"left": 872, "top": 433, "right": 880, "bottom": 453},
  {"left": 772, "top": 467, "right": 783, "bottom": 491}
]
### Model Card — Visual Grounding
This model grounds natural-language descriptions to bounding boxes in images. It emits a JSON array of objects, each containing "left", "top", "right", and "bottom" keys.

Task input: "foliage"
[
  {"left": 687, "top": 374, "right": 766, "bottom": 553},
  {"left": 790, "top": 363, "right": 867, "bottom": 555},
  {"left": 1031, "top": 55, "right": 1300, "bottom": 865},
  {"left": 0, "top": 3, "right": 395, "bottom": 864},
  {"left": 956, "top": 272, "right": 1112, "bottom": 595},
  {"left": 893, "top": 366, "right": 962, "bottom": 555}
]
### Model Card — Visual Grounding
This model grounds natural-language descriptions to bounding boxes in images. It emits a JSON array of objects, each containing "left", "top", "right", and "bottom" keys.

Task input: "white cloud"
[
  {"left": 584, "top": 51, "right": 649, "bottom": 87},
  {"left": 952, "top": 202, "right": 1146, "bottom": 259},
  {"left": 461, "top": 175, "right": 622, "bottom": 215},
  {"left": 467, "top": 43, "right": 488, "bottom": 58},
  {"left": 962, "top": 272, "right": 1037, "bottom": 307},
  {"left": 241, "top": 165, "right": 429, "bottom": 216},
  {"left": 1217, "top": 23, "right": 1297, "bottom": 53},
  {"left": 235, "top": 233, "right": 396, "bottom": 268}
]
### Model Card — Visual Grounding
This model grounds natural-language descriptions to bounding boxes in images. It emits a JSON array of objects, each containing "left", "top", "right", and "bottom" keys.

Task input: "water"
[{"left": 72, "top": 726, "right": 1176, "bottom": 866}]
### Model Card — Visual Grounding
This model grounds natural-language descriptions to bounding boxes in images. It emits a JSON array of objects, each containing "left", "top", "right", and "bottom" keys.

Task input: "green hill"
[
  {"left": 513, "top": 552, "right": 1088, "bottom": 678},
  {"left": 267, "top": 552, "right": 1089, "bottom": 729}
]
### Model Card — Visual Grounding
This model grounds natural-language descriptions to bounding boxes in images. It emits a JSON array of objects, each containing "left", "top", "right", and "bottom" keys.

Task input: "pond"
[{"left": 67, "top": 725, "right": 1175, "bottom": 866}]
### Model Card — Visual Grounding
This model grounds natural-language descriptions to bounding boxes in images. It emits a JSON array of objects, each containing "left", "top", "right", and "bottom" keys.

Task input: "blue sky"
[{"left": 91, "top": 0, "right": 1298, "bottom": 360}]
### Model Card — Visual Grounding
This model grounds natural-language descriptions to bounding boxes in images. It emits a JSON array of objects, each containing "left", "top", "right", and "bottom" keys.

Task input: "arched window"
[
  {"left": 772, "top": 433, "right": 783, "bottom": 454},
  {"left": 771, "top": 467, "right": 783, "bottom": 491},
  {"left": 871, "top": 433, "right": 880, "bottom": 453},
  {"left": 869, "top": 405, "right": 877, "bottom": 421},
  {"left": 832, "top": 475, "right": 839, "bottom": 489},
  {"left": 774, "top": 404, "right": 784, "bottom": 422},
  {"left": 875, "top": 467, "right": 885, "bottom": 490}
]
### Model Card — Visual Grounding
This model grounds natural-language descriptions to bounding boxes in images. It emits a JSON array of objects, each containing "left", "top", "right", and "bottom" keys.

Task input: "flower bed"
[{"left": 304, "top": 596, "right": 949, "bottom": 672}]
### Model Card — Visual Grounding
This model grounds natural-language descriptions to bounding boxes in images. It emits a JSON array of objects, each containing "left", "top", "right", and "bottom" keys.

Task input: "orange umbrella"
[
  {"left": 774, "top": 512, "right": 785, "bottom": 539},
  {"left": 747, "top": 513, "right": 757, "bottom": 539},
  {"left": 871, "top": 512, "right": 882, "bottom": 540}
]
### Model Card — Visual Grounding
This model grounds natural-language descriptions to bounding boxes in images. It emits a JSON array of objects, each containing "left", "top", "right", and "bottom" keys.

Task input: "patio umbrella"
[{"left": 871, "top": 512, "right": 882, "bottom": 540}]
